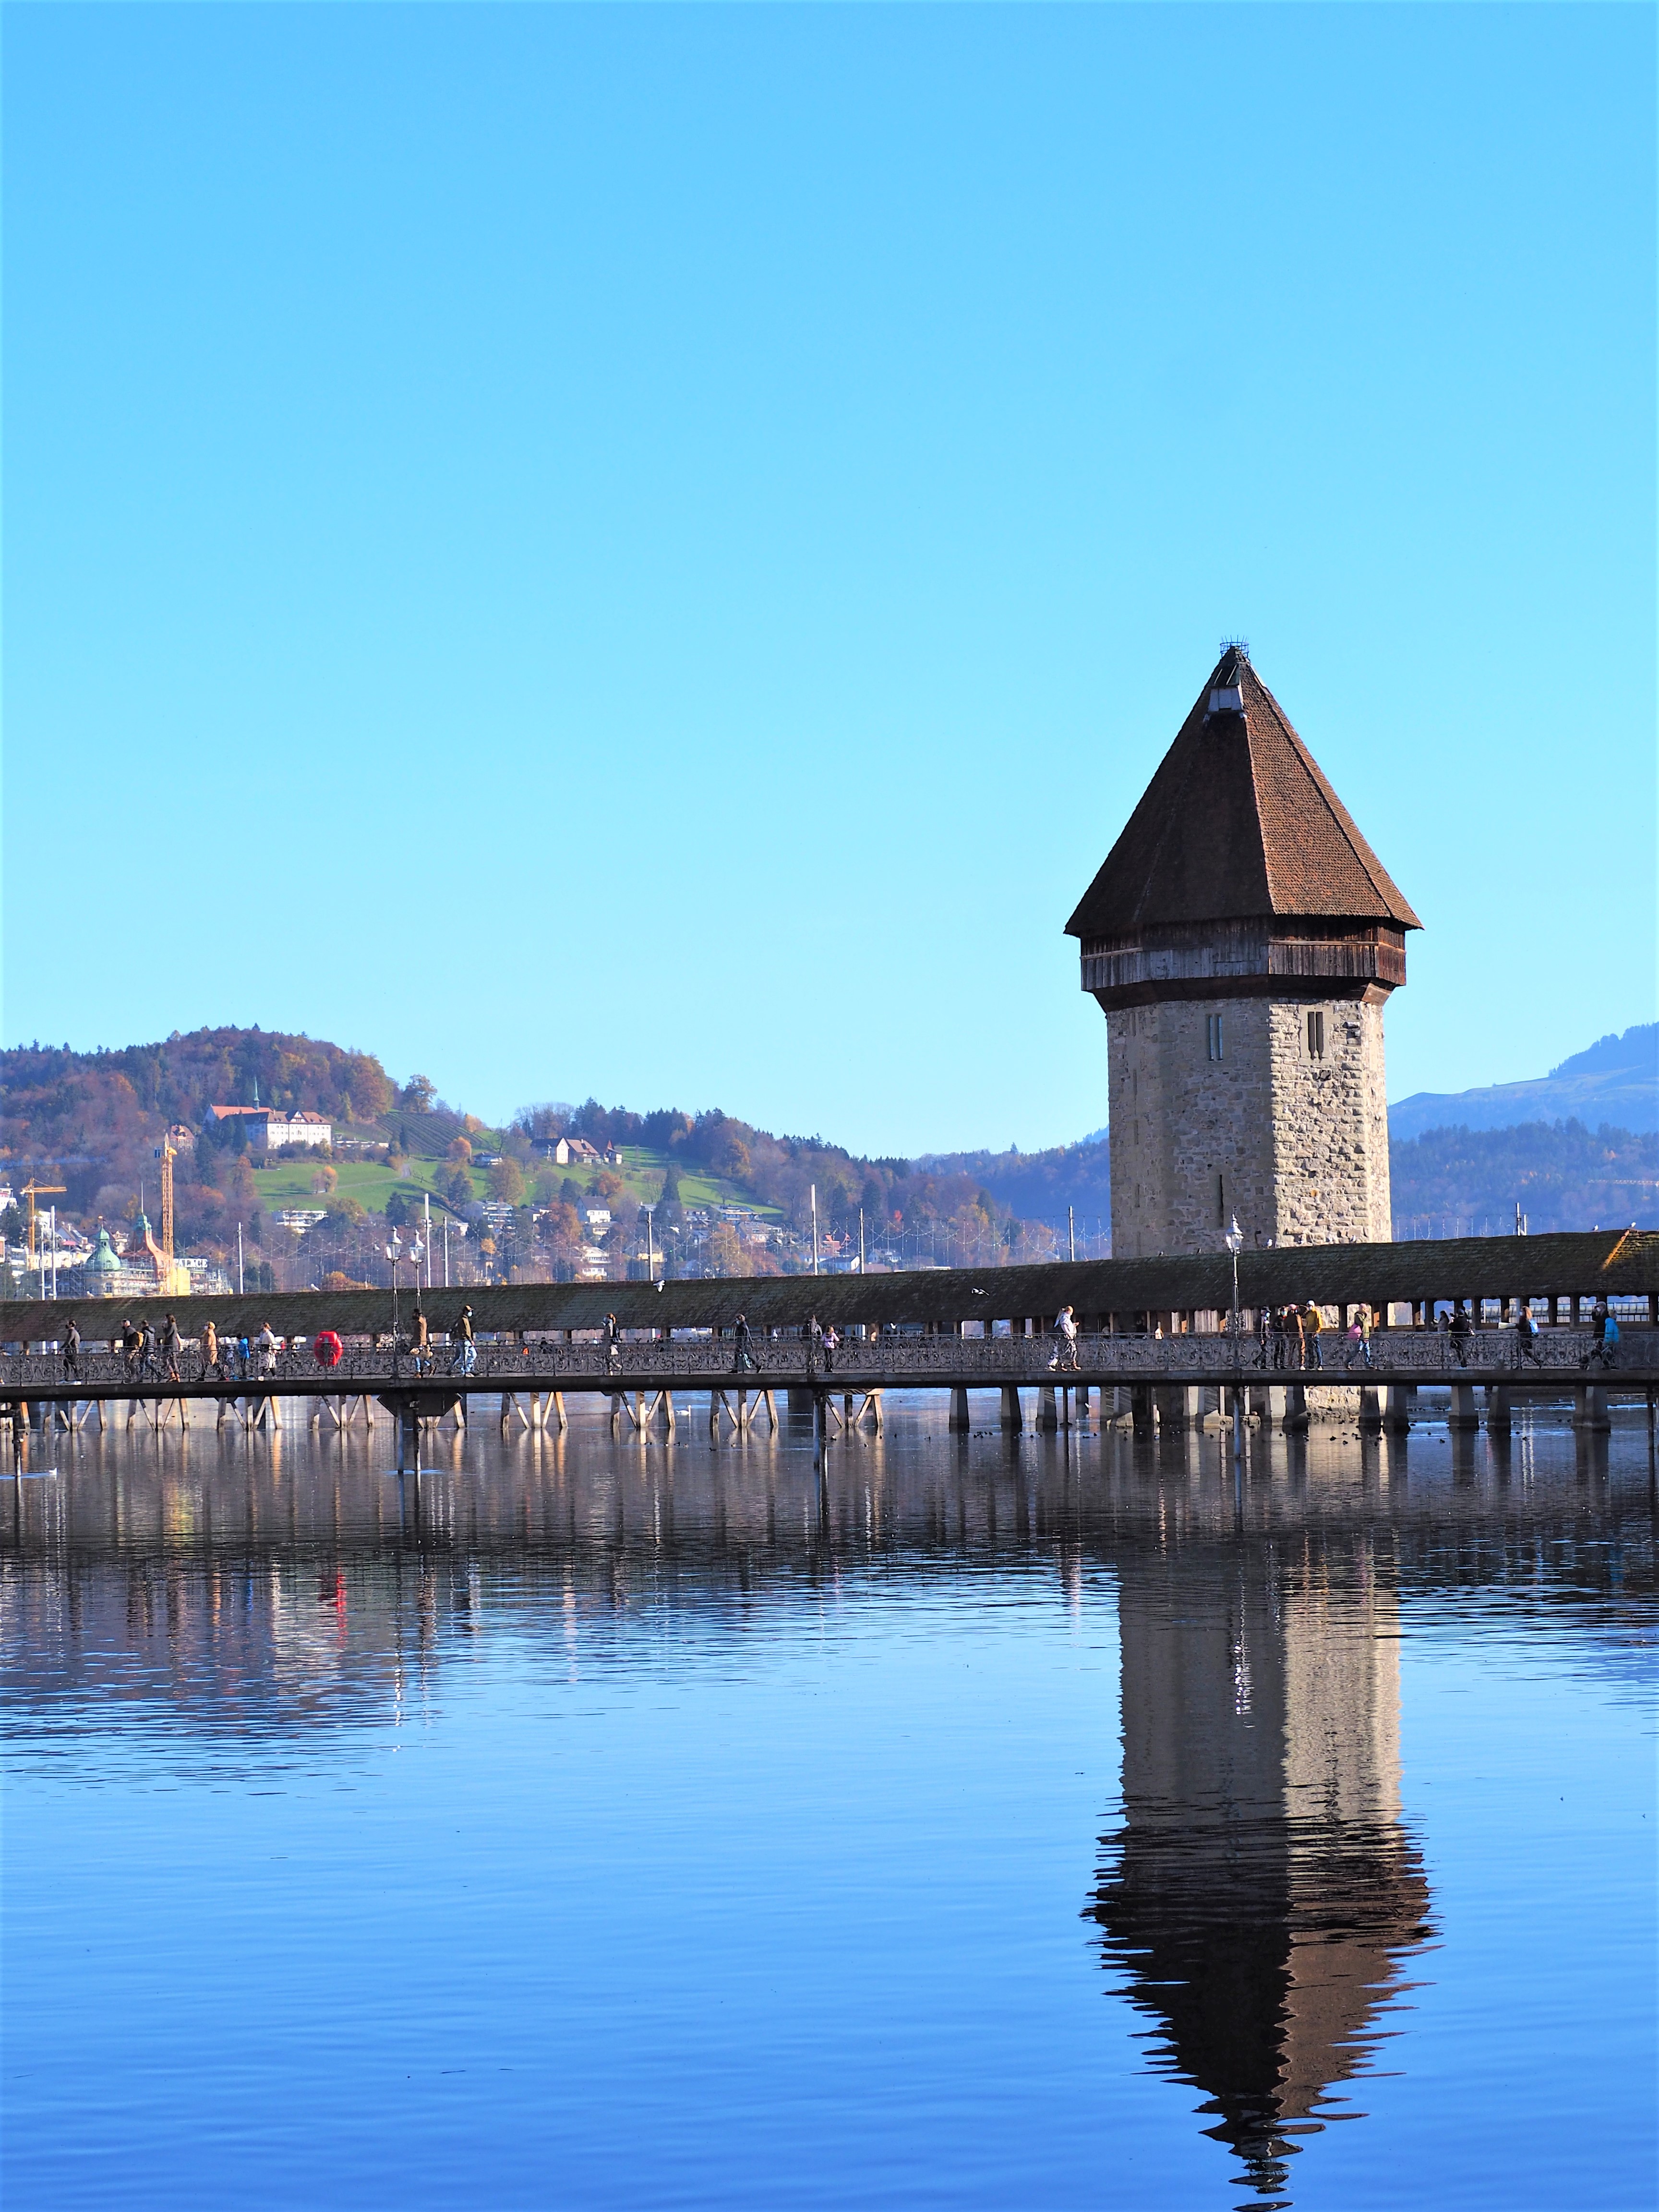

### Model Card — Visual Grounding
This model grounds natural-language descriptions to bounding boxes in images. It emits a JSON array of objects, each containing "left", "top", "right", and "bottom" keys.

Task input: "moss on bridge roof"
[{"left": 1, "top": 1230, "right": 1651, "bottom": 1346}]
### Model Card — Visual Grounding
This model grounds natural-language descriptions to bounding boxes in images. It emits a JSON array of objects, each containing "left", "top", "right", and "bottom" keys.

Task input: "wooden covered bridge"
[{"left": 2, "top": 1229, "right": 1654, "bottom": 1452}]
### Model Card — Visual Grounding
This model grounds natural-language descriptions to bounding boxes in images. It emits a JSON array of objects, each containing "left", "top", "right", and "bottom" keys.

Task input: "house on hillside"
[
  {"left": 205, "top": 1106, "right": 333, "bottom": 1152},
  {"left": 533, "top": 1135, "right": 603, "bottom": 1166}
]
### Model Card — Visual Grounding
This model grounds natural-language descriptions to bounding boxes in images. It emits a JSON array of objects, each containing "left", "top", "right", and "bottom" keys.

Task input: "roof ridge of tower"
[{"left": 1239, "top": 663, "right": 1422, "bottom": 929}]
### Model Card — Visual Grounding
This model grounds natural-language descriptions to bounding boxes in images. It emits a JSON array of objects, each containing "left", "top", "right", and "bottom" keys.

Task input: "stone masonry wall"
[
  {"left": 1266, "top": 997, "right": 1392, "bottom": 1247},
  {"left": 1106, "top": 995, "right": 1392, "bottom": 1258},
  {"left": 1106, "top": 999, "right": 1275, "bottom": 1259}
]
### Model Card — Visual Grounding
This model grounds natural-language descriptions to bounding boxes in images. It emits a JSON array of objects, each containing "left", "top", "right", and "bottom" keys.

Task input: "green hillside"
[{"left": 249, "top": 1143, "right": 781, "bottom": 1221}]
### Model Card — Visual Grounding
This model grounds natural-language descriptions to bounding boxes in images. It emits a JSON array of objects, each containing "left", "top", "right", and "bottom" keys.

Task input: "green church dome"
[{"left": 85, "top": 1226, "right": 123, "bottom": 1276}]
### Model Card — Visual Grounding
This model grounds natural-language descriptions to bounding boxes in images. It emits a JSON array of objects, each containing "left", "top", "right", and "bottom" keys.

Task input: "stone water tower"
[{"left": 1066, "top": 646, "right": 1421, "bottom": 1256}]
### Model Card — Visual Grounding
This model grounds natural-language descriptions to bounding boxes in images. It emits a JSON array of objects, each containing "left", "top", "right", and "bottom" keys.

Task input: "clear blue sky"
[{"left": 4, "top": 4, "right": 1653, "bottom": 1154}]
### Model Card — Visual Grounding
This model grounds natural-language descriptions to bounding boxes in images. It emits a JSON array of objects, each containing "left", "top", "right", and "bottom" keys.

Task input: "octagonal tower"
[{"left": 1067, "top": 648, "right": 1421, "bottom": 1256}]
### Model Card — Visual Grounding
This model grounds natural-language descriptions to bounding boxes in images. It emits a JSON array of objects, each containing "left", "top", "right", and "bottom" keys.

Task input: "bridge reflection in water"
[
  {"left": 1090, "top": 1523, "right": 1432, "bottom": 2204},
  {"left": 5, "top": 1412, "right": 1649, "bottom": 2204}
]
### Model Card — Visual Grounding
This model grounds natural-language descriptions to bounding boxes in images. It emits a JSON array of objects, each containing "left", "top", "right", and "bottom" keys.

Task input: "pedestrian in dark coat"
[
  {"left": 452, "top": 1303, "right": 477, "bottom": 1377},
  {"left": 1448, "top": 1306, "right": 1474, "bottom": 1367}
]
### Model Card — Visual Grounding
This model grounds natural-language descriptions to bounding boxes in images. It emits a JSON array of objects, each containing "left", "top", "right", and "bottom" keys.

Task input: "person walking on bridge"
[
  {"left": 1581, "top": 1301, "right": 1618, "bottom": 1371},
  {"left": 1302, "top": 1303, "right": 1323, "bottom": 1371},
  {"left": 1343, "top": 1308, "right": 1372, "bottom": 1369},
  {"left": 1274, "top": 1292, "right": 1300, "bottom": 1362},
  {"left": 200, "top": 1319, "right": 219, "bottom": 1381},
  {"left": 137, "top": 1319, "right": 157, "bottom": 1380},
  {"left": 257, "top": 1322, "right": 280, "bottom": 1380},
  {"left": 452, "top": 1303, "right": 477, "bottom": 1377},
  {"left": 159, "top": 1314, "right": 183, "bottom": 1384},
  {"left": 733, "top": 1312, "right": 756, "bottom": 1374},
  {"left": 603, "top": 1312, "right": 622, "bottom": 1371},
  {"left": 62, "top": 1319, "right": 81, "bottom": 1382},
  {"left": 1049, "top": 1305, "right": 1080, "bottom": 1373},
  {"left": 410, "top": 1307, "right": 431, "bottom": 1376},
  {"left": 1448, "top": 1305, "right": 1474, "bottom": 1367},
  {"left": 1515, "top": 1303, "right": 1545, "bottom": 1369}
]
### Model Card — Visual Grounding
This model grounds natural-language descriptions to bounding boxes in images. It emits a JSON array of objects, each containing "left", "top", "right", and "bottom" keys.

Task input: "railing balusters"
[{"left": 0, "top": 1323, "right": 1635, "bottom": 1393}]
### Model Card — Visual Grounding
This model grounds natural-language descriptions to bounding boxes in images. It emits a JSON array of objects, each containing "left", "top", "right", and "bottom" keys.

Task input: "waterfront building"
[
  {"left": 65, "top": 1222, "right": 165, "bottom": 1300},
  {"left": 1067, "top": 646, "right": 1420, "bottom": 1255},
  {"left": 80, "top": 1226, "right": 126, "bottom": 1295}
]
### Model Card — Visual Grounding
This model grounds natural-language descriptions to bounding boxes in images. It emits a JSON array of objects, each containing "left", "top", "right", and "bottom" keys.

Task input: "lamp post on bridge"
[
  {"left": 1225, "top": 1215, "right": 1243, "bottom": 1343},
  {"left": 384, "top": 1230, "right": 423, "bottom": 1363},
  {"left": 1225, "top": 1215, "right": 1245, "bottom": 1468}
]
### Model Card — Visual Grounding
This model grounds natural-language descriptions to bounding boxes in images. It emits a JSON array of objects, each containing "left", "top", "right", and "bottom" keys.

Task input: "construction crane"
[{"left": 20, "top": 1180, "right": 66, "bottom": 1279}]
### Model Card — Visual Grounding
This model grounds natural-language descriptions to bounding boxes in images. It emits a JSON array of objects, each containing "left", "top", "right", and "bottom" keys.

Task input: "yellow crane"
[
  {"left": 146, "top": 1135, "right": 195, "bottom": 1295},
  {"left": 20, "top": 1180, "right": 67, "bottom": 1281}
]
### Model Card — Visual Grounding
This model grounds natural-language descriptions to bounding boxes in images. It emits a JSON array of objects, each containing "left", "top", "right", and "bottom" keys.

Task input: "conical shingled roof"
[{"left": 1066, "top": 649, "right": 1421, "bottom": 938}]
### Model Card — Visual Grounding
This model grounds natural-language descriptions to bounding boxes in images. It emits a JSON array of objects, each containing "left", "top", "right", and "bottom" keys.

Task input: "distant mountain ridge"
[
  {"left": 1388, "top": 1022, "right": 1657, "bottom": 1140},
  {"left": 941, "top": 1022, "right": 1659, "bottom": 1237}
]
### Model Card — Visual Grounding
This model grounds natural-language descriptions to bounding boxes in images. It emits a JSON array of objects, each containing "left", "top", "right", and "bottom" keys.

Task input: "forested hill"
[
  {"left": 0, "top": 1028, "right": 1039, "bottom": 1268},
  {"left": 3, "top": 1030, "right": 395, "bottom": 1139},
  {"left": 0, "top": 1030, "right": 401, "bottom": 1259},
  {"left": 920, "top": 1140, "right": 1113, "bottom": 1241},
  {"left": 1388, "top": 1120, "right": 1658, "bottom": 1237}
]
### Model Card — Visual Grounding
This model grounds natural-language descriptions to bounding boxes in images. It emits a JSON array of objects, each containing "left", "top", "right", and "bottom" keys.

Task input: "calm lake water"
[{"left": 2, "top": 1397, "right": 1655, "bottom": 2211}]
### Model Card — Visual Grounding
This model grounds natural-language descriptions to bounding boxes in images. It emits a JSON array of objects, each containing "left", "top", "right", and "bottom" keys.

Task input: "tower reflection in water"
[{"left": 1089, "top": 1519, "right": 1433, "bottom": 2206}]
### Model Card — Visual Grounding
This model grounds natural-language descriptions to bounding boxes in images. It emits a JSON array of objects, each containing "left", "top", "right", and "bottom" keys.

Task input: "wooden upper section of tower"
[{"left": 1068, "top": 648, "right": 1421, "bottom": 1010}]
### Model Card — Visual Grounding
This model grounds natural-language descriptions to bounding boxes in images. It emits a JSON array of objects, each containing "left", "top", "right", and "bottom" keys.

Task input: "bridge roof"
[
  {"left": 2, "top": 1231, "right": 1650, "bottom": 1345},
  {"left": 1066, "top": 647, "right": 1422, "bottom": 939}
]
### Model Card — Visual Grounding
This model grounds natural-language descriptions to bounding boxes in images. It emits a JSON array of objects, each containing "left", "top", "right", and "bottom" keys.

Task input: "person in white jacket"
[{"left": 1049, "top": 1305, "right": 1080, "bottom": 1372}]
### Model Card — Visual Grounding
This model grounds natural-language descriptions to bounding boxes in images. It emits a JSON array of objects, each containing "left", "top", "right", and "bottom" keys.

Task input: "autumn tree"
[
  {"left": 488, "top": 1156, "right": 527, "bottom": 1205},
  {"left": 706, "top": 1222, "right": 746, "bottom": 1277}
]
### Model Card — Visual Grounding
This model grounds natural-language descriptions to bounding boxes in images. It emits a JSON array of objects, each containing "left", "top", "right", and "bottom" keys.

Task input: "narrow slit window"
[
  {"left": 1307, "top": 1010, "right": 1325, "bottom": 1059},
  {"left": 1206, "top": 1014, "right": 1225, "bottom": 1061}
]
